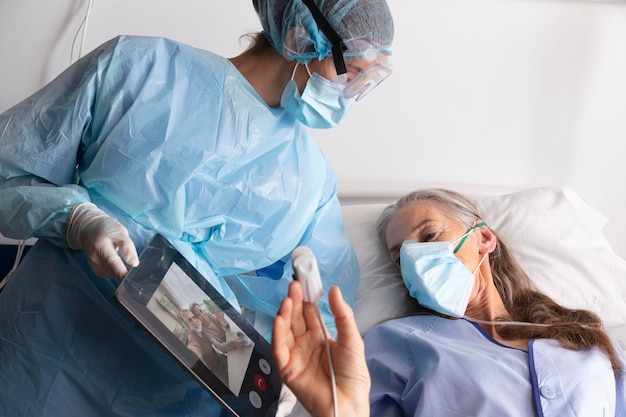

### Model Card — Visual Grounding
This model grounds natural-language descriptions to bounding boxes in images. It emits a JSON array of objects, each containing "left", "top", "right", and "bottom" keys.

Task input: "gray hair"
[{"left": 376, "top": 189, "right": 483, "bottom": 251}]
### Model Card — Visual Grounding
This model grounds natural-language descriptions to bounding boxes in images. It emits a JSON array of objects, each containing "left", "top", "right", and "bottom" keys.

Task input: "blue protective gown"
[
  {"left": 365, "top": 315, "right": 626, "bottom": 416},
  {"left": 0, "top": 35, "right": 359, "bottom": 416}
]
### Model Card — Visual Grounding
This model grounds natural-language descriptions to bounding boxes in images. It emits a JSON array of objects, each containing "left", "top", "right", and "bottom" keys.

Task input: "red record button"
[{"left": 254, "top": 374, "right": 267, "bottom": 391}]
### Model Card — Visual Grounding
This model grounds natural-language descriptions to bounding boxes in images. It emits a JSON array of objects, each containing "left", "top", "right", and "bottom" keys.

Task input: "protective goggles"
[
  {"left": 341, "top": 61, "right": 393, "bottom": 101},
  {"left": 301, "top": 0, "right": 392, "bottom": 101}
]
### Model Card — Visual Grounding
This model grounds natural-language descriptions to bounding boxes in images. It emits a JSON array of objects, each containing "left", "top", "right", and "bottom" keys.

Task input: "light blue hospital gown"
[
  {"left": 0, "top": 35, "right": 359, "bottom": 416},
  {"left": 365, "top": 315, "right": 626, "bottom": 416}
]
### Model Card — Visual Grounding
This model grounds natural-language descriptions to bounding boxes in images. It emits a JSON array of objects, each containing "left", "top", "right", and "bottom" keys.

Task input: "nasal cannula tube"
[{"left": 463, "top": 316, "right": 592, "bottom": 329}]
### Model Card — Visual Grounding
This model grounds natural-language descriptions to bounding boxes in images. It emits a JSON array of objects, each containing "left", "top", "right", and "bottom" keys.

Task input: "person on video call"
[
  {"left": 181, "top": 309, "right": 230, "bottom": 387},
  {"left": 191, "top": 302, "right": 245, "bottom": 353}
]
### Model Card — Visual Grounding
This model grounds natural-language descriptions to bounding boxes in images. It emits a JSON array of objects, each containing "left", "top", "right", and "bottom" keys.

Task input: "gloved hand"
[
  {"left": 275, "top": 385, "right": 297, "bottom": 417},
  {"left": 66, "top": 202, "right": 139, "bottom": 280}
]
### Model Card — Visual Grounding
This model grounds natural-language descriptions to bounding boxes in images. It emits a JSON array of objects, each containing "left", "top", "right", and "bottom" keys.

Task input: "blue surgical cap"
[{"left": 252, "top": 0, "right": 394, "bottom": 63}]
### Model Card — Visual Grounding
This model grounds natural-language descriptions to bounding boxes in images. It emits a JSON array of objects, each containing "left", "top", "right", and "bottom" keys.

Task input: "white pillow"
[{"left": 342, "top": 186, "right": 626, "bottom": 353}]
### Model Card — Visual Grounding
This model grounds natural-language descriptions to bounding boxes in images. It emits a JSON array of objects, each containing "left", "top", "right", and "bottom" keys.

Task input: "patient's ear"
[{"left": 478, "top": 225, "right": 497, "bottom": 255}]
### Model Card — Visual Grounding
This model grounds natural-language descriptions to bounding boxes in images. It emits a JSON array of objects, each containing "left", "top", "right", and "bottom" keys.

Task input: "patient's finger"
[
  {"left": 272, "top": 310, "right": 292, "bottom": 372},
  {"left": 286, "top": 281, "right": 308, "bottom": 337},
  {"left": 275, "top": 296, "right": 294, "bottom": 343},
  {"left": 302, "top": 302, "right": 323, "bottom": 334},
  {"left": 328, "top": 286, "right": 360, "bottom": 346}
]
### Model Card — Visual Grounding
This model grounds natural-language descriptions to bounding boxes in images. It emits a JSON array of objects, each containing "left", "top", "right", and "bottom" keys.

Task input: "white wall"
[{"left": 1, "top": 0, "right": 625, "bottom": 257}]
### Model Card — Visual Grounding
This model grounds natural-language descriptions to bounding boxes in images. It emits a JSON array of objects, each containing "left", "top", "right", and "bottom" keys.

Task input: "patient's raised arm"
[{"left": 271, "top": 281, "right": 370, "bottom": 417}]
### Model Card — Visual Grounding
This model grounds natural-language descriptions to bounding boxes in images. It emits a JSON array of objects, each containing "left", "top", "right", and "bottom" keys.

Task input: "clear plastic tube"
[
  {"left": 463, "top": 315, "right": 552, "bottom": 327},
  {"left": 71, "top": 0, "right": 95, "bottom": 63},
  {"left": 463, "top": 315, "right": 592, "bottom": 329}
]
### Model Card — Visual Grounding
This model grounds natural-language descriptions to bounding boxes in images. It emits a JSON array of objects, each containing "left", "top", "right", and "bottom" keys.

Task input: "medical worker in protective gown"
[{"left": 0, "top": 0, "right": 394, "bottom": 415}]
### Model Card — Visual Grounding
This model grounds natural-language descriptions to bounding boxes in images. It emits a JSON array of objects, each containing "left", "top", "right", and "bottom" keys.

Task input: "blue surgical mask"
[
  {"left": 399, "top": 222, "right": 487, "bottom": 317},
  {"left": 280, "top": 64, "right": 353, "bottom": 129}
]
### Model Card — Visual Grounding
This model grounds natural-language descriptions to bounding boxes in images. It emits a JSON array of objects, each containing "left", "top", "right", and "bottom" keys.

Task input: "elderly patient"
[{"left": 272, "top": 188, "right": 626, "bottom": 417}]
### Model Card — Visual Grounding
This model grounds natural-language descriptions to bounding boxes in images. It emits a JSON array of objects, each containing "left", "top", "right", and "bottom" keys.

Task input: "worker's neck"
[{"left": 229, "top": 46, "right": 293, "bottom": 108}]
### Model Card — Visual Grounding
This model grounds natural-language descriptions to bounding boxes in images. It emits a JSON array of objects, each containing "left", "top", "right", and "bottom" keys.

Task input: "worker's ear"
[
  {"left": 283, "top": 27, "right": 307, "bottom": 60},
  {"left": 477, "top": 224, "right": 497, "bottom": 255},
  {"left": 283, "top": 28, "right": 296, "bottom": 58}
]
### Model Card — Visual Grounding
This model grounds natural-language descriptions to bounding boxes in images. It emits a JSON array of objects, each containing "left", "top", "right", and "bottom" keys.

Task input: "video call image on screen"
[{"left": 146, "top": 262, "right": 255, "bottom": 396}]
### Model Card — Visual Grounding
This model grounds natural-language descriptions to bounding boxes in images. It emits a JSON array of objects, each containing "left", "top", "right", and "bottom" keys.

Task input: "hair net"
[{"left": 252, "top": 0, "right": 394, "bottom": 63}]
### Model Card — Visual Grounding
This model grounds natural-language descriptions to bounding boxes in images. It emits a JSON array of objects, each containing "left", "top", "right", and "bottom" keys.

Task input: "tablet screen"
[{"left": 115, "top": 234, "right": 281, "bottom": 417}]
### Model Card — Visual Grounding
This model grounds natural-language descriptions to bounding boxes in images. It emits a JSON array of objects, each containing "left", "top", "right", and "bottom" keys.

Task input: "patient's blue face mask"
[
  {"left": 280, "top": 63, "right": 354, "bottom": 129},
  {"left": 399, "top": 222, "right": 487, "bottom": 317}
]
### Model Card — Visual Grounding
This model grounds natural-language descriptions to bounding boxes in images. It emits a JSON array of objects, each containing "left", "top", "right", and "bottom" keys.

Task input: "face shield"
[
  {"left": 300, "top": 0, "right": 393, "bottom": 101},
  {"left": 341, "top": 55, "right": 393, "bottom": 101},
  {"left": 254, "top": 0, "right": 394, "bottom": 100}
]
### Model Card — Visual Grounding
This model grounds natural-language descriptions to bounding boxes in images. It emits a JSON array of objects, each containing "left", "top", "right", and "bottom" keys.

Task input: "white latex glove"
[
  {"left": 275, "top": 385, "right": 298, "bottom": 417},
  {"left": 66, "top": 202, "right": 139, "bottom": 280}
]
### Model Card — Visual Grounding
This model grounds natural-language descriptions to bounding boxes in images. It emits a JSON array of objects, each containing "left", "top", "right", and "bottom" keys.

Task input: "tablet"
[{"left": 114, "top": 234, "right": 282, "bottom": 417}]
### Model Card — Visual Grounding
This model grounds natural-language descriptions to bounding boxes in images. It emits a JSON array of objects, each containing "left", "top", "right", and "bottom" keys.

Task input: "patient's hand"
[{"left": 271, "top": 282, "right": 370, "bottom": 417}]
